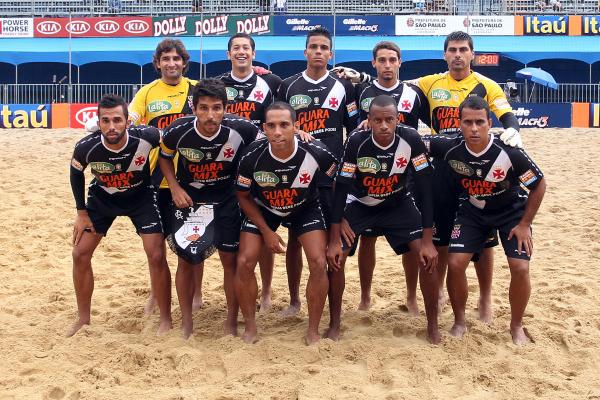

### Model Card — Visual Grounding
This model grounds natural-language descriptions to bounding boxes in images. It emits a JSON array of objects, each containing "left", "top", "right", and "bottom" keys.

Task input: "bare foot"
[
  {"left": 279, "top": 302, "right": 301, "bottom": 317},
  {"left": 449, "top": 323, "right": 467, "bottom": 338},
  {"left": 144, "top": 295, "right": 157, "bottom": 316},
  {"left": 66, "top": 319, "right": 89, "bottom": 337},
  {"left": 241, "top": 329, "right": 258, "bottom": 344},
  {"left": 192, "top": 294, "right": 203, "bottom": 312},
  {"left": 223, "top": 319, "right": 238, "bottom": 337},
  {"left": 157, "top": 320, "right": 173, "bottom": 336},
  {"left": 511, "top": 325, "right": 532, "bottom": 345},
  {"left": 357, "top": 297, "right": 371, "bottom": 311},
  {"left": 403, "top": 297, "right": 419, "bottom": 317},
  {"left": 438, "top": 290, "right": 448, "bottom": 311},
  {"left": 305, "top": 332, "right": 321, "bottom": 345},
  {"left": 181, "top": 321, "right": 193, "bottom": 340},
  {"left": 477, "top": 298, "right": 492, "bottom": 324},
  {"left": 324, "top": 326, "right": 341, "bottom": 341},
  {"left": 259, "top": 295, "right": 272, "bottom": 313},
  {"left": 428, "top": 324, "right": 441, "bottom": 344}
]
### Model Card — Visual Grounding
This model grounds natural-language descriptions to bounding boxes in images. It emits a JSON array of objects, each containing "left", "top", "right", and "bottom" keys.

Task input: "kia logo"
[
  {"left": 95, "top": 20, "right": 119, "bottom": 34},
  {"left": 75, "top": 106, "right": 98, "bottom": 125},
  {"left": 66, "top": 21, "right": 90, "bottom": 34},
  {"left": 37, "top": 21, "right": 61, "bottom": 34},
  {"left": 124, "top": 19, "right": 149, "bottom": 34}
]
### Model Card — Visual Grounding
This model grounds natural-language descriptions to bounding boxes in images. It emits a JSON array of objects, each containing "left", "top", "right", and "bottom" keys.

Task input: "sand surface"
[{"left": 1, "top": 128, "right": 599, "bottom": 399}]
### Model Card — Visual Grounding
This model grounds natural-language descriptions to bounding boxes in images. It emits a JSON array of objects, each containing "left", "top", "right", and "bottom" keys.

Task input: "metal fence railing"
[
  {"left": 0, "top": 0, "right": 597, "bottom": 15},
  {"left": 2, "top": 83, "right": 599, "bottom": 105}
]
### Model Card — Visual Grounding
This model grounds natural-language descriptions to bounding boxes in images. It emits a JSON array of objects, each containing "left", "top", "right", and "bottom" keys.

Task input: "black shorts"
[
  {"left": 449, "top": 201, "right": 531, "bottom": 261},
  {"left": 343, "top": 196, "right": 422, "bottom": 255},
  {"left": 157, "top": 188, "right": 173, "bottom": 235},
  {"left": 86, "top": 188, "right": 163, "bottom": 236},
  {"left": 241, "top": 200, "right": 327, "bottom": 238},
  {"left": 179, "top": 186, "right": 241, "bottom": 253}
]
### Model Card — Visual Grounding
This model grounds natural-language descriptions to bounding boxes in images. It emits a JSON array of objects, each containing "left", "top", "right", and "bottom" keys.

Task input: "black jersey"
[
  {"left": 216, "top": 71, "right": 282, "bottom": 128},
  {"left": 337, "top": 126, "right": 432, "bottom": 207},
  {"left": 356, "top": 80, "right": 430, "bottom": 129},
  {"left": 160, "top": 115, "right": 259, "bottom": 203},
  {"left": 236, "top": 138, "right": 338, "bottom": 217},
  {"left": 71, "top": 126, "right": 160, "bottom": 201},
  {"left": 425, "top": 134, "right": 544, "bottom": 211},
  {"left": 278, "top": 71, "right": 358, "bottom": 158}
]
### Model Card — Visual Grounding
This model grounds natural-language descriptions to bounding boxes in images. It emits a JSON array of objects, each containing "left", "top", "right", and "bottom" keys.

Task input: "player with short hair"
[
  {"left": 159, "top": 79, "right": 260, "bottom": 338},
  {"left": 235, "top": 101, "right": 339, "bottom": 344},
  {"left": 327, "top": 95, "right": 440, "bottom": 343},
  {"left": 424, "top": 96, "right": 545, "bottom": 345},
  {"left": 68, "top": 94, "right": 172, "bottom": 337}
]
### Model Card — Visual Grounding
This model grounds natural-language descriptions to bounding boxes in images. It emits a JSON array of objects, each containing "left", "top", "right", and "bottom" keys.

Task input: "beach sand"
[{"left": 1, "top": 128, "right": 599, "bottom": 399}]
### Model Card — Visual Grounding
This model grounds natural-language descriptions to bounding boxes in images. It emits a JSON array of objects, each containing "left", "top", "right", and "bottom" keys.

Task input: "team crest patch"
[
  {"left": 451, "top": 224, "right": 461, "bottom": 239},
  {"left": 519, "top": 169, "right": 538, "bottom": 186},
  {"left": 411, "top": 154, "right": 430, "bottom": 171},
  {"left": 448, "top": 160, "right": 474, "bottom": 176},
  {"left": 71, "top": 158, "right": 84, "bottom": 171},
  {"left": 237, "top": 175, "right": 252, "bottom": 188}
]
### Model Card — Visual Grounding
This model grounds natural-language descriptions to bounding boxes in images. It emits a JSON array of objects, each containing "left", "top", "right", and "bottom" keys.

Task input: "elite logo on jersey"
[
  {"left": 254, "top": 171, "right": 279, "bottom": 187},
  {"left": 357, "top": 157, "right": 381, "bottom": 173},
  {"left": 90, "top": 162, "right": 115, "bottom": 173},
  {"left": 226, "top": 87, "right": 238, "bottom": 101},
  {"left": 179, "top": 148, "right": 204, "bottom": 162},
  {"left": 147, "top": 100, "right": 172, "bottom": 113},
  {"left": 431, "top": 89, "right": 451, "bottom": 101},
  {"left": 290, "top": 95, "right": 312, "bottom": 110},
  {"left": 449, "top": 159, "right": 474, "bottom": 176},
  {"left": 361, "top": 97, "right": 374, "bottom": 112}
]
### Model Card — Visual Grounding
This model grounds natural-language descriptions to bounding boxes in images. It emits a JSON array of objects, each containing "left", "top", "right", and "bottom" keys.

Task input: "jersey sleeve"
[
  {"left": 128, "top": 85, "right": 149, "bottom": 125},
  {"left": 485, "top": 79, "right": 513, "bottom": 120},
  {"left": 414, "top": 74, "right": 438, "bottom": 97},
  {"left": 405, "top": 129, "right": 433, "bottom": 176},
  {"left": 355, "top": 83, "right": 369, "bottom": 123},
  {"left": 411, "top": 83, "right": 431, "bottom": 127},
  {"left": 276, "top": 79, "right": 290, "bottom": 102},
  {"left": 159, "top": 124, "right": 178, "bottom": 159},
  {"left": 70, "top": 140, "right": 89, "bottom": 210},
  {"left": 139, "top": 125, "right": 161, "bottom": 147},
  {"left": 422, "top": 134, "right": 455, "bottom": 159},
  {"left": 342, "top": 78, "right": 359, "bottom": 132},
  {"left": 235, "top": 148, "right": 255, "bottom": 192},
  {"left": 307, "top": 140, "right": 339, "bottom": 181},
  {"left": 265, "top": 73, "right": 283, "bottom": 98},
  {"left": 508, "top": 147, "right": 544, "bottom": 190},
  {"left": 335, "top": 132, "right": 360, "bottom": 186}
]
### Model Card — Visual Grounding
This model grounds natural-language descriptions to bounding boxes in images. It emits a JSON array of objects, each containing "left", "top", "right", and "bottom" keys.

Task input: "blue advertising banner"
[
  {"left": 273, "top": 16, "right": 334, "bottom": 35},
  {"left": 523, "top": 15, "right": 569, "bottom": 35},
  {"left": 335, "top": 16, "right": 395, "bottom": 36},
  {"left": 0, "top": 104, "right": 51, "bottom": 128},
  {"left": 492, "top": 103, "right": 572, "bottom": 128}
]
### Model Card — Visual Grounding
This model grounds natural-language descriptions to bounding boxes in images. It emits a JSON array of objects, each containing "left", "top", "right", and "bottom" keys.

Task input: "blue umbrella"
[{"left": 516, "top": 67, "right": 558, "bottom": 90}]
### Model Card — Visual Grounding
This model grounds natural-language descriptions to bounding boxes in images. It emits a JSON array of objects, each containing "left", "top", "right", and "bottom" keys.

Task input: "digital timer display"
[{"left": 473, "top": 54, "right": 500, "bottom": 66}]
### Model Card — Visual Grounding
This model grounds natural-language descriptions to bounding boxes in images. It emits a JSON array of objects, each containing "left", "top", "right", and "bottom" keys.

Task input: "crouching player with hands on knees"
[
  {"left": 424, "top": 96, "right": 545, "bottom": 345},
  {"left": 235, "top": 101, "right": 339, "bottom": 345},
  {"left": 326, "top": 95, "right": 440, "bottom": 343}
]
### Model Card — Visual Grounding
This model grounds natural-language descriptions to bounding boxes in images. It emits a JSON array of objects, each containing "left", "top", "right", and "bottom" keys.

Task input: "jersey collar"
[
  {"left": 231, "top": 70, "right": 255, "bottom": 82},
  {"left": 374, "top": 79, "right": 400, "bottom": 92},
  {"left": 101, "top": 130, "right": 129, "bottom": 153},
  {"left": 269, "top": 136, "right": 298, "bottom": 163},
  {"left": 371, "top": 132, "right": 396, "bottom": 151},
  {"left": 465, "top": 133, "right": 494, "bottom": 157},
  {"left": 193, "top": 117, "right": 222, "bottom": 141},
  {"left": 302, "top": 70, "right": 329, "bottom": 84}
]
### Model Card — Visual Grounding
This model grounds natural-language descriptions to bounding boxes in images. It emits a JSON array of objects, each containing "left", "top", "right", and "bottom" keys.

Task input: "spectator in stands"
[
  {"left": 258, "top": 0, "right": 270, "bottom": 12},
  {"left": 275, "top": 0, "right": 287, "bottom": 13},
  {"left": 192, "top": 0, "right": 202, "bottom": 13},
  {"left": 548, "top": 0, "right": 562, "bottom": 11},
  {"left": 535, "top": 0, "right": 546, "bottom": 10},
  {"left": 107, "top": 0, "right": 122, "bottom": 13},
  {"left": 505, "top": 80, "right": 520, "bottom": 104},
  {"left": 414, "top": 0, "right": 426, "bottom": 13}
]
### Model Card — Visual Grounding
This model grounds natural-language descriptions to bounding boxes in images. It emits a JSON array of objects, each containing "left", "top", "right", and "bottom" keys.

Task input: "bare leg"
[
  {"left": 235, "top": 232, "right": 263, "bottom": 343},
  {"left": 258, "top": 247, "right": 274, "bottom": 313},
  {"left": 67, "top": 232, "right": 102, "bottom": 337},
  {"left": 436, "top": 246, "right": 449, "bottom": 310},
  {"left": 474, "top": 247, "right": 493, "bottom": 324},
  {"left": 144, "top": 280, "right": 157, "bottom": 315},
  {"left": 192, "top": 262, "right": 204, "bottom": 312},
  {"left": 219, "top": 250, "right": 239, "bottom": 336},
  {"left": 326, "top": 252, "right": 348, "bottom": 341},
  {"left": 507, "top": 257, "right": 531, "bottom": 345},
  {"left": 298, "top": 230, "right": 329, "bottom": 345},
  {"left": 357, "top": 236, "right": 377, "bottom": 311},
  {"left": 175, "top": 258, "right": 196, "bottom": 339},
  {"left": 280, "top": 230, "right": 302, "bottom": 316},
  {"left": 447, "top": 252, "right": 473, "bottom": 338},
  {"left": 141, "top": 234, "right": 172, "bottom": 335},
  {"left": 401, "top": 251, "right": 420, "bottom": 316}
]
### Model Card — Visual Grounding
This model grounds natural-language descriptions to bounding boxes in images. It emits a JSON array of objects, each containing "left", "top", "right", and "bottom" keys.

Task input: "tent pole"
[
  {"left": 15, "top": 64, "right": 18, "bottom": 103},
  {"left": 200, "top": 8, "right": 204, "bottom": 79}
]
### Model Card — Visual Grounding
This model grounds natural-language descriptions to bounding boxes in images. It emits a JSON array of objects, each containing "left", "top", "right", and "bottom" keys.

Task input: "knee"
[
  {"left": 236, "top": 254, "right": 256, "bottom": 278},
  {"left": 510, "top": 261, "right": 529, "bottom": 278},
  {"left": 72, "top": 247, "right": 93, "bottom": 267},
  {"left": 307, "top": 254, "right": 327, "bottom": 275},
  {"left": 447, "top": 257, "right": 468, "bottom": 275},
  {"left": 146, "top": 248, "right": 166, "bottom": 270}
]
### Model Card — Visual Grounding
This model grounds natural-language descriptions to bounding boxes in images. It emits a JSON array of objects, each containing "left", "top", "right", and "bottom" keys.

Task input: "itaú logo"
[
  {"left": 75, "top": 106, "right": 98, "bottom": 125},
  {"left": 95, "top": 20, "right": 119, "bottom": 34},
  {"left": 36, "top": 21, "right": 61, "bottom": 35},
  {"left": 66, "top": 21, "right": 91, "bottom": 34},
  {"left": 124, "top": 19, "right": 149, "bottom": 34}
]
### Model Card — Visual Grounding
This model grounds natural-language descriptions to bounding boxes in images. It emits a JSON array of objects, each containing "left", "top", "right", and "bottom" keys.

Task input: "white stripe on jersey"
[
  {"left": 484, "top": 148, "right": 513, "bottom": 182},
  {"left": 322, "top": 80, "right": 346, "bottom": 111},
  {"left": 215, "top": 128, "right": 243, "bottom": 162},
  {"left": 248, "top": 76, "right": 271, "bottom": 104},
  {"left": 291, "top": 151, "right": 319, "bottom": 189},
  {"left": 397, "top": 84, "right": 418, "bottom": 113},
  {"left": 388, "top": 136, "right": 412, "bottom": 175}
]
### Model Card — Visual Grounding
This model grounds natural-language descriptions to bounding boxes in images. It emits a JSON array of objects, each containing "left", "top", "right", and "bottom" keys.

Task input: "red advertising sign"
[
  {"left": 34, "top": 17, "right": 152, "bottom": 37},
  {"left": 70, "top": 103, "right": 98, "bottom": 129}
]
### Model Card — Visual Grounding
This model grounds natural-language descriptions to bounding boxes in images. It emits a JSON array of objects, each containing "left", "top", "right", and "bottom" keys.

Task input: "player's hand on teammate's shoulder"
[
  {"left": 296, "top": 129, "right": 314, "bottom": 142},
  {"left": 252, "top": 65, "right": 272, "bottom": 75},
  {"left": 331, "top": 66, "right": 370, "bottom": 84},
  {"left": 508, "top": 222, "right": 533, "bottom": 257},
  {"left": 263, "top": 230, "right": 286, "bottom": 254},
  {"left": 357, "top": 119, "right": 370, "bottom": 131},
  {"left": 170, "top": 184, "right": 193, "bottom": 208},
  {"left": 419, "top": 240, "right": 438, "bottom": 272},
  {"left": 73, "top": 210, "right": 95, "bottom": 246},
  {"left": 499, "top": 127, "right": 523, "bottom": 148}
]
